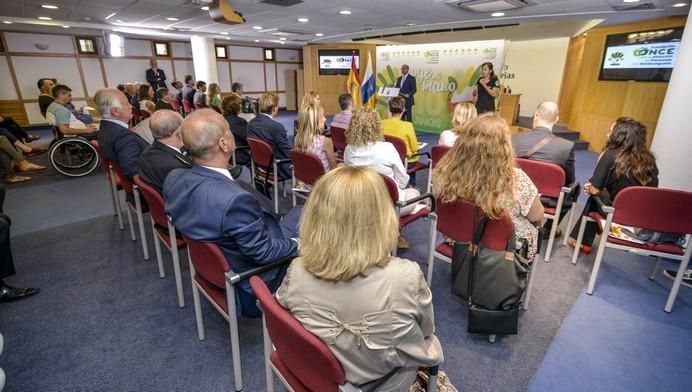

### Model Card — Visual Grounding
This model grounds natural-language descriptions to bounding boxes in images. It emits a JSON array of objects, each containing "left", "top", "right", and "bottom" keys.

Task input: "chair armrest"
[
  {"left": 561, "top": 181, "right": 579, "bottom": 194},
  {"left": 235, "top": 145, "right": 250, "bottom": 151},
  {"left": 274, "top": 158, "right": 292, "bottom": 165},
  {"left": 396, "top": 192, "right": 436, "bottom": 212},
  {"left": 592, "top": 195, "right": 615, "bottom": 214},
  {"left": 226, "top": 256, "right": 295, "bottom": 285},
  {"left": 406, "top": 151, "right": 431, "bottom": 161}
]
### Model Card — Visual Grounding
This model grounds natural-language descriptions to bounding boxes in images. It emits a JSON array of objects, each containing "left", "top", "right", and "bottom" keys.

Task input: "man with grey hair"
[
  {"left": 512, "top": 101, "right": 576, "bottom": 238},
  {"left": 138, "top": 110, "right": 190, "bottom": 193},
  {"left": 96, "top": 87, "right": 147, "bottom": 179},
  {"left": 163, "top": 109, "right": 298, "bottom": 317}
]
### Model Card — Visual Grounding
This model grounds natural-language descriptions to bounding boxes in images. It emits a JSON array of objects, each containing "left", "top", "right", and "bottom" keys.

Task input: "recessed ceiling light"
[
  {"left": 254, "top": 39, "right": 260, "bottom": 42},
  {"left": 62, "top": 25, "right": 69, "bottom": 28},
  {"left": 42, "top": 4, "right": 58, "bottom": 9},
  {"left": 166, "top": 17, "right": 179, "bottom": 21},
  {"left": 220, "top": 32, "right": 229, "bottom": 35},
  {"left": 252, "top": 26, "right": 262, "bottom": 30},
  {"left": 280, "top": 42, "right": 285, "bottom": 45},
  {"left": 116, "top": 19, "right": 124, "bottom": 23},
  {"left": 491, "top": 12, "right": 505, "bottom": 17},
  {"left": 405, "top": 23, "right": 416, "bottom": 26},
  {"left": 315, "top": 33, "right": 324, "bottom": 37},
  {"left": 38, "top": 16, "right": 52, "bottom": 20},
  {"left": 623, "top": 0, "right": 640, "bottom": 3},
  {"left": 105, "top": 12, "right": 117, "bottom": 20},
  {"left": 338, "top": 10, "right": 352, "bottom": 15},
  {"left": 225, "top": 37, "right": 230, "bottom": 40},
  {"left": 201, "top": 6, "right": 209, "bottom": 11},
  {"left": 672, "top": 2, "right": 688, "bottom": 6},
  {"left": 279, "top": 37, "right": 287, "bottom": 41},
  {"left": 3, "top": 21, "right": 12, "bottom": 24},
  {"left": 297, "top": 17, "right": 309, "bottom": 23}
]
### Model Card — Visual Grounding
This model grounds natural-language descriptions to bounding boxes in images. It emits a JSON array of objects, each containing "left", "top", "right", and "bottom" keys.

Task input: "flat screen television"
[
  {"left": 599, "top": 27, "right": 684, "bottom": 82},
  {"left": 318, "top": 49, "right": 359, "bottom": 75}
]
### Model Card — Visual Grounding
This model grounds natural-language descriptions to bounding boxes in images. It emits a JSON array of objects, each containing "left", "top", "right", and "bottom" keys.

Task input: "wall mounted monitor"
[{"left": 318, "top": 49, "right": 359, "bottom": 75}]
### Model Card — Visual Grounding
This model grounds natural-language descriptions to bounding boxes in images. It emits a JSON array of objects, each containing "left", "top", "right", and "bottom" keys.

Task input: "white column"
[
  {"left": 190, "top": 36, "right": 219, "bottom": 85},
  {"left": 651, "top": 16, "right": 692, "bottom": 192}
]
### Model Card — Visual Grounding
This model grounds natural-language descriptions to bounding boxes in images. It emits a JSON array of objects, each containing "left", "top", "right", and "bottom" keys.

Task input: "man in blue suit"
[
  {"left": 247, "top": 92, "right": 292, "bottom": 179},
  {"left": 164, "top": 109, "right": 298, "bottom": 317},
  {"left": 395, "top": 64, "right": 417, "bottom": 122}
]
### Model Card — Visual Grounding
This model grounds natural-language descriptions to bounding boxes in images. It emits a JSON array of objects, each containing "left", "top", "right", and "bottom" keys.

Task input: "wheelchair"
[{"left": 48, "top": 127, "right": 100, "bottom": 177}]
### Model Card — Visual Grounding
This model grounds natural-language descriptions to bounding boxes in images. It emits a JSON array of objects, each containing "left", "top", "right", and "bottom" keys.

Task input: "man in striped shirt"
[{"left": 330, "top": 94, "right": 353, "bottom": 130}]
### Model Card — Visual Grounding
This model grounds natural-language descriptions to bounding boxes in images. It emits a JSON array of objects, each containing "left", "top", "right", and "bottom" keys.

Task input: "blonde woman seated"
[
  {"left": 434, "top": 114, "right": 544, "bottom": 261},
  {"left": 207, "top": 82, "right": 222, "bottom": 111},
  {"left": 344, "top": 108, "right": 421, "bottom": 216},
  {"left": 276, "top": 166, "right": 443, "bottom": 390},
  {"left": 138, "top": 84, "right": 155, "bottom": 114},
  {"left": 301, "top": 91, "right": 321, "bottom": 107},
  {"left": 294, "top": 103, "right": 337, "bottom": 172},
  {"left": 438, "top": 102, "right": 477, "bottom": 146}
]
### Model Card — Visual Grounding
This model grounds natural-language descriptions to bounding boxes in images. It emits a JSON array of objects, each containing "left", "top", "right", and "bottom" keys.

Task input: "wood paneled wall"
[
  {"left": 303, "top": 44, "right": 376, "bottom": 115},
  {"left": 557, "top": 16, "right": 686, "bottom": 151}
]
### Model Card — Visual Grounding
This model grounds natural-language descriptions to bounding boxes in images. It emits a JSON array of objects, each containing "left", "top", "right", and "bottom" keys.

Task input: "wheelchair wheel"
[{"left": 49, "top": 137, "right": 100, "bottom": 177}]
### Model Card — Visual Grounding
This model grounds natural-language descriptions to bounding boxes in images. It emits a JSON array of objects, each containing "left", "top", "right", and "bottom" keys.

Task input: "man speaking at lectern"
[{"left": 395, "top": 64, "right": 416, "bottom": 122}]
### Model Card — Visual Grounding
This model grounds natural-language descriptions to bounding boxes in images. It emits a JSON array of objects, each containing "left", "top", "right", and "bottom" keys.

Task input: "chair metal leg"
[
  {"left": 188, "top": 252, "right": 205, "bottom": 340},
  {"left": 524, "top": 256, "right": 539, "bottom": 309},
  {"left": 426, "top": 214, "right": 438, "bottom": 286},
  {"left": 562, "top": 205, "right": 576, "bottom": 247},
  {"left": 262, "top": 314, "right": 275, "bottom": 392},
  {"left": 544, "top": 216, "right": 558, "bottom": 263},
  {"left": 571, "top": 217, "right": 588, "bottom": 265},
  {"left": 107, "top": 177, "right": 118, "bottom": 216},
  {"left": 151, "top": 222, "right": 165, "bottom": 278},
  {"left": 649, "top": 256, "right": 661, "bottom": 280},
  {"left": 109, "top": 167, "right": 124, "bottom": 230},
  {"left": 225, "top": 281, "right": 243, "bottom": 392},
  {"left": 586, "top": 215, "right": 613, "bottom": 295},
  {"left": 664, "top": 247, "right": 692, "bottom": 313},
  {"left": 291, "top": 169, "right": 297, "bottom": 207},
  {"left": 134, "top": 187, "right": 149, "bottom": 260},
  {"left": 125, "top": 204, "right": 136, "bottom": 241},
  {"left": 169, "top": 222, "right": 185, "bottom": 308}
]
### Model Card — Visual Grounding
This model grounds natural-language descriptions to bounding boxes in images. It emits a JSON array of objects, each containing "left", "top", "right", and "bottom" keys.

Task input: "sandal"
[
  {"left": 24, "top": 134, "right": 41, "bottom": 143},
  {"left": 5, "top": 175, "right": 31, "bottom": 184},
  {"left": 16, "top": 161, "right": 47, "bottom": 172}
]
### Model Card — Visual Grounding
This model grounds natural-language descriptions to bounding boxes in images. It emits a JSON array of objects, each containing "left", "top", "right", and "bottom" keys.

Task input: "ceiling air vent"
[
  {"left": 611, "top": 2, "right": 656, "bottom": 11},
  {"left": 445, "top": 0, "right": 533, "bottom": 12},
  {"left": 260, "top": 0, "right": 304, "bottom": 6}
]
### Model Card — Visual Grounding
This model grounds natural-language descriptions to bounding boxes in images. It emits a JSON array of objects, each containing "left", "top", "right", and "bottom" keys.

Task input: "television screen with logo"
[
  {"left": 318, "top": 50, "right": 359, "bottom": 75},
  {"left": 599, "top": 27, "right": 683, "bottom": 82}
]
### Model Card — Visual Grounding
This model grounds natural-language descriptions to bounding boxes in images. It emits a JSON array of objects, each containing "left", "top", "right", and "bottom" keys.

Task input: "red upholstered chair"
[
  {"left": 182, "top": 100, "right": 192, "bottom": 117},
  {"left": 194, "top": 102, "right": 205, "bottom": 110},
  {"left": 170, "top": 99, "right": 180, "bottom": 112},
  {"left": 89, "top": 140, "right": 124, "bottom": 226},
  {"left": 133, "top": 175, "right": 186, "bottom": 307},
  {"left": 247, "top": 137, "right": 292, "bottom": 214},
  {"left": 109, "top": 162, "right": 150, "bottom": 261},
  {"left": 289, "top": 150, "right": 326, "bottom": 206},
  {"left": 329, "top": 126, "right": 347, "bottom": 162},
  {"left": 140, "top": 110, "right": 151, "bottom": 120},
  {"left": 516, "top": 158, "right": 578, "bottom": 262},
  {"left": 384, "top": 134, "right": 431, "bottom": 186},
  {"left": 570, "top": 187, "right": 692, "bottom": 312},
  {"left": 184, "top": 238, "right": 293, "bottom": 391},
  {"left": 130, "top": 105, "right": 141, "bottom": 126},
  {"left": 425, "top": 144, "right": 451, "bottom": 193},
  {"left": 249, "top": 276, "right": 440, "bottom": 392}
]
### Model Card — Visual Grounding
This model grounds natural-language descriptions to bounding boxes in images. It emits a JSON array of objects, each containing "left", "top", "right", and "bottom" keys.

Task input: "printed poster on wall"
[{"left": 376, "top": 40, "right": 507, "bottom": 133}]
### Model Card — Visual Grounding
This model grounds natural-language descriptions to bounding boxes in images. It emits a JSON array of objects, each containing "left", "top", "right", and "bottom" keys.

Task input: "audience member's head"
[
  {"left": 171, "top": 80, "right": 183, "bottom": 90},
  {"left": 259, "top": 92, "right": 279, "bottom": 115},
  {"left": 295, "top": 104, "right": 326, "bottom": 152},
  {"left": 338, "top": 93, "right": 354, "bottom": 112},
  {"left": 37, "top": 78, "right": 54, "bottom": 94},
  {"left": 149, "top": 110, "right": 184, "bottom": 147},
  {"left": 116, "top": 84, "right": 126, "bottom": 93},
  {"left": 298, "top": 166, "right": 398, "bottom": 281},
  {"left": 94, "top": 88, "right": 132, "bottom": 123},
  {"left": 149, "top": 58, "right": 158, "bottom": 69},
  {"left": 222, "top": 94, "right": 242, "bottom": 116},
  {"left": 450, "top": 102, "right": 477, "bottom": 130},
  {"left": 51, "top": 84, "right": 72, "bottom": 103},
  {"left": 180, "top": 109, "right": 234, "bottom": 164},
  {"left": 533, "top": 101, "right": 560, "bottom": 130},
  {"left": 346, "top": 107, "right": 384, "bottom": 147},
  {"left": 184, "top": 75, "right": 194, "bottom": 85},
  {"left": 301, "top": 91, "right": 320, "bottom": 107},
  {"left": 605, "top": 117, "right": 656, "bottom": 185},
  {"left": 156, "top": 87, "right": 169, "bottom": 102},
  {"left": 139, "top": 84, "right": 154, "bottom": 100},
  {"left": 124, "top": 83, "right": 135, "bottom": 96},
  {"left": 388, "top": 96, "right": 406, "bottom": 116},
  {"left": 50, "top": 78, "right": 58, "bottom": 85},
  {"left": 434, "top": 114, "right": 514, "bottom": 219},
  {"left": 231, "top": 82, "right": 243, "bottom": 94},
  {"left": 196, "top": 81, "right": 207, "bottom": 91},
  {"left": 207, "top": 83, "right": 220, "bottom": 98}
]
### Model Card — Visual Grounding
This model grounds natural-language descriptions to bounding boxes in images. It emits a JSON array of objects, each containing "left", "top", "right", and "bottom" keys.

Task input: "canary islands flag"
[
  {"left": 361, "top": 52, "right": 376, "bottom": 108},
  {"left": 346, "top": 52, "right": 361, "bottom": 109}
]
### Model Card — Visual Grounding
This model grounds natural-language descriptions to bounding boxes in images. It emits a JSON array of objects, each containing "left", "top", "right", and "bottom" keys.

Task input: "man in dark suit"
[
  {"left": 139, "top": 110, "right": 190, "bottom": 193},
  {"left": 512, "top": 101, "right": 577, "bottom": 237},
  {"left": 154, "top": 88, "right": 175, "bottom": 112},
  {"left": 95, "top": 88, "right": 148, "bottom": 179},
  {"left": 395, "top": 64, "right": 417, "bottom": 122},
  {"left": 164, "top": 109, "right": 298, "bottom": 317},
  {"left": 146, "top": 58, "right": 167, "bottom": 90},
  {"left": 181, "top": 75, "right": 196, "bottom": 108},
  {"left": 247, "top": 92, "right": 292, "bottom": 179}
]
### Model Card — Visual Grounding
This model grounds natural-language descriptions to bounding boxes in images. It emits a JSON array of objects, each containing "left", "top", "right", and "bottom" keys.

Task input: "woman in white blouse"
[{"left": 438, "top": 101, "right": 477, "bottom": 146}]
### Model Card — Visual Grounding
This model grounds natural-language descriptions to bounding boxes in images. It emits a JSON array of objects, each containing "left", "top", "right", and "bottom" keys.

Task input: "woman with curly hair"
[
  {"left": 438, "top": 101, "right": 477, "bottom": 146},
  {"left": 294, "top": 103, "right": 336, "bottom": 172},
  {"left": 433, "top": 114, "right": 544, "bottom": 261}
]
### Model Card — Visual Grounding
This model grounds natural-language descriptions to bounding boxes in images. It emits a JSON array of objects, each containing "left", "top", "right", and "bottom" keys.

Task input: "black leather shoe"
[{"left": 0, "top": 284, "right": 40, "bottom": 303}]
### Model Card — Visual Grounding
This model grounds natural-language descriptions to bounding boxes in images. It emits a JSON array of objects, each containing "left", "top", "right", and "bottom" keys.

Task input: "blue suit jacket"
[
  {"left": 247, "top": 114, "right": 292, "bottom": 178},
  {"left": 395, "top": 74, "right": 417, "bottom": 106},
  {"left": 97, "top": 119, "right": 148, "bottom": 179},
  {"left": 163, "top": 165, "right": 298, "bottom": 314}
]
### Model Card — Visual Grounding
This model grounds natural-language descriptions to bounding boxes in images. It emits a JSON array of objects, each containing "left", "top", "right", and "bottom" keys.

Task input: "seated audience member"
[
  {"left": 568, "top": 117, "right": 658, "bottom": 254},
  {"left": 231, "top": 82, "right": 244, "bottom": 97},
  {"left": 222, "top": 95, "right": 251, "bottom": 166},
  {"left": 207, "top": 83, "right": 222, "bottom": 111},
  {"left": 154, "top": 88, "right": 175, "bottom": 111},
  {"left": 170, "top": 80, "right": 184, "bottom": 102},
  {"left": 130, "top": 84, "right": 141, "bottom": 110},
  {"left": 123, "top": 83, "right": 135, "bottom": 102},
  {"left": 295, "top": 103, "right": 336, "bottom": 172},
  {"left": 0, "top": 128, "right": 43, "bottom": 156},
  {"left": 301, "top": 91, "right": 320, "bottom": 106},
  {"left": 181, "top": 76, "right": 196, "bottom": 107},
  {"left": 276, "top": 166, "right": 443, "bottom": 389},
  {"left": 434, "top": 114, "right": 544, "bottom": 262},
  {"left": 1, "top": 183, "right": 40, "bottom": 302},
  {"left": 38, "top": 78, "right": 56, "bottom": 118},
  {"left": 438, "top": 102, "right": 477, "bottom": 146},
  {"left": 0, "top": 135, "right": 46, "bottom": 184},
  {"left": 247, "top": 92, "right": 292, "bottom": 179},
  {"left": 46, "top": 85, "right": 98, "bottom": 137},
  {"left": 382, "top": 96, "right": 420, "bottom": 185},
  {"left": 0, "top": 115, "right": 40, "bottom": 144},
  {"left": 193, "top": 81, "right": 208, "bottom": 108},
  {"left": 330, "top": 93, "right": 354, "bottom": 130},
  {"left": 138, "top": 84, "right": 155, "bottom": 114},
  {"left": 513, "top": 101, "right": 576, "bottom": 238},
  {"left": 164, "top": 109, "right": 298, "bottom": 317},
  {"left": 139, "top": 110, "right": 190, "bottom": 193},
  {"left": 95, "top": 88, "right": 147, "bottom": 179}
]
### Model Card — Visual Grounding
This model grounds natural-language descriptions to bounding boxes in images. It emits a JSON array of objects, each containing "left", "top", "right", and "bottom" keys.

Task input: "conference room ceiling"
[{"left": 0, "top": 0, "right": 688, "bottom": 46}]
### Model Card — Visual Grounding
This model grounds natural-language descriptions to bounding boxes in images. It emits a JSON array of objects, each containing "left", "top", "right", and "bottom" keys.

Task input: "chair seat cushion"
[
  {"left": 194, "top": 275, "right": 228, "bottom": 315},
  {"left": 588, "top": 211, "right": 606, "bottom": 234},
  {"left": 400, "top": 207, "right": 430, "bottom": 226},
  {"left": 270, "top": 352, "right": 311, "bottom": 392},
  {"left": 154, "top": 224, "right": 187, "bottom": 249},
  {"left": 543, "top": 207, "right": 556, "bottom": 215},
  {"left": 607, "top": 235, "right": 685, "bottom": 255},
  {"left": 407, "top": 162, "right": 428, "bottom": 174},
  {"left": 254, "top": 167, "right": 289, "bottom": 182}
]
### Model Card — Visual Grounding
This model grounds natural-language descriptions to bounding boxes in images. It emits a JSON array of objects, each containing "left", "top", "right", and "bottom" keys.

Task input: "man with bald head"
[
  {"left": 138, "top": 110, "right": 190, "bottom": 193},
  {"left": 163, "top": 109, "right": 298, "bottom": 317}
]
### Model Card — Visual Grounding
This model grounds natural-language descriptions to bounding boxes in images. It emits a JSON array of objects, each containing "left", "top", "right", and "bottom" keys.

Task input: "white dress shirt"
[{"left": 201, "top": 165, "right": 234, "bottom": 181}]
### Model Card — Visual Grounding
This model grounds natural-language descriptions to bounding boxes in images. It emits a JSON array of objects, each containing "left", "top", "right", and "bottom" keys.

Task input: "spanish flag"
[{"left": 346, "top": 52, "right": 361, "bottom": 109}]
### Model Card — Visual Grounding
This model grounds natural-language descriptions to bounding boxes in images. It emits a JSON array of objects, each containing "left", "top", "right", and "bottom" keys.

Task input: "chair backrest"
[
  {"left": 290, "top": 150, "right": 326, "bottom": 186},
  {"left": 613, "top": 186, "right": 692, "bottom": 235},
  {"left": 330, "top": 126, "right": 347, "bottom": 152},
  {"left": 380, "top": 174, "right": 400, "bottom": 206},
  {"left": 171, "top": 99, "right": 180, "bottom": 111},
  {"left": 194, "top": 102, "right": 205, "bottom": 109},
  {"left": 249, "top": 276, "right": 346, "bottom": 391},
  {"left": 247, "top": 137, "right": 274, "bottom": 169},
  {"left": 436, "top": 198, "right": 514, "bottom": 250},
  {"left": 182, "top": 100, "right": 192, "bottom": 115},
  {"left": 133, "top": 175, "right": 167, "bottom": 227},
  {"left": 185, "top": 237, "right": 230, "bottom": 289},
  {"left": 130, "top": 105, "right": 141, "bottom": 124},
  {"left": 109, "top": 161, "right": 134, "bottom": 194},
  {"left": 516, "top": 158, "right": 565, "bottom": 198},
  {"left": 141, "top": 110, "right": 151, "bottom": 120},
  {"left": 384, "top": 134, "right": 406, "bottom": 164},
  {"left": 431, "top": 145, "right": 451, "bottom": 169}
]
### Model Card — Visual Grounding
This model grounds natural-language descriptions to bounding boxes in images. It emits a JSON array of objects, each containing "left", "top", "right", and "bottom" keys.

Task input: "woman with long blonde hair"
[
  {"left": 438, "top": 101, "right": 477, "bottom": 146},
  {"left": 276, "top": 166, "right": 443, "bottom": 389},
  {"left": 294, "top": 103, "right": 336, "bottom": 171},
  {"left": 207, "top": 82, "right": 222, "bottom": 111},
  {"left": 434, "top": 114, "right": 544, "bottom": 260},
  {"left": 300, "top": 91, "right": 320, "bottom": 107}
]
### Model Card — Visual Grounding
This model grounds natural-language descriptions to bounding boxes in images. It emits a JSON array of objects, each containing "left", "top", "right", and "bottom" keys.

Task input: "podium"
[
  {"left": 377, "top": 87, "right": 400, "bottom": 118},
  {"left": 498, "top": 93, "right": 521, "bottom": 125}
]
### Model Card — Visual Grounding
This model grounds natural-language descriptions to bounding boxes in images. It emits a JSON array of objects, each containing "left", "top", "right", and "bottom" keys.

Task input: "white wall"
[{"left": 502, "top": 37, "right": 570, "bottom": 117}]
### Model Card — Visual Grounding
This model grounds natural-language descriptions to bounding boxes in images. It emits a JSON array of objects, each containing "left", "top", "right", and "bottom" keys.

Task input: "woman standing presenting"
[{"left": 472, "top": 62, "right": 501, "bottom": 114}]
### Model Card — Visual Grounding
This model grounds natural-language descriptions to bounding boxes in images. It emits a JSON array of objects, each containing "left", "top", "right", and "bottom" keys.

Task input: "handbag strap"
[
  {"left": 467, "top": 207, "right": 488, "bottom": 304},
  {"left": 521, "top": 134, "right": 556, "bottom": 158}
]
